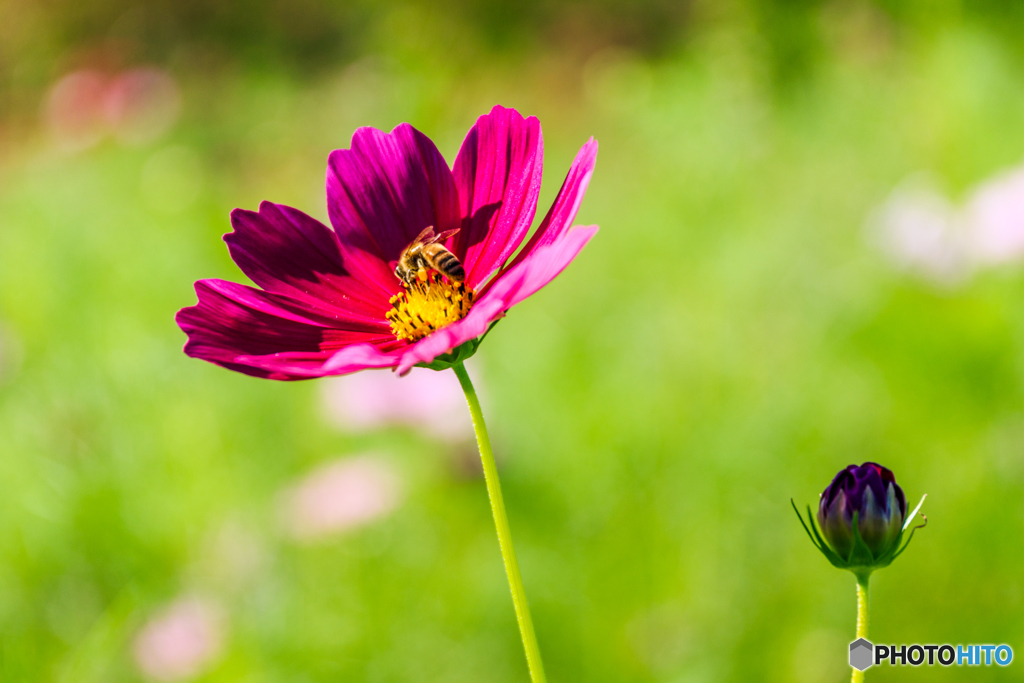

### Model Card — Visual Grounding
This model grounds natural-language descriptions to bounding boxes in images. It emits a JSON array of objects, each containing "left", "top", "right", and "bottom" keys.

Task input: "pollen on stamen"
[{"left": 387, "top": 272, "right": 474, "bottom": 342}]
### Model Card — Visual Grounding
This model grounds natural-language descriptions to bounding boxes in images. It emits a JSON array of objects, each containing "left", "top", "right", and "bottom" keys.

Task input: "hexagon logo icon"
[{"left": 850, "top": 638, "right": 874, "bottom": 671}]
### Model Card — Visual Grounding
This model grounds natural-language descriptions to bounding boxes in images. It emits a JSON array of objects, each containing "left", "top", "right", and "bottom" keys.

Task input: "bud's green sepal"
[{"left": 792, "top": 495, "right": 927, "bottom": 575}]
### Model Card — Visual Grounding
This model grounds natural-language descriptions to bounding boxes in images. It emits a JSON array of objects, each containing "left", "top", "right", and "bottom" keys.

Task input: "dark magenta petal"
[
  {"left": 452, "top": 105, "right": 543, "bottom": 289},
  {"left": 326, "top": 123, "right": 461, "bottom": 284},
  {"left": 176, "top": 279, "right": 393, "bottom": 380},
  {"left": 504, "top": 138, "right": 598, "bottom": 273},
  {"left": 226, "top": 201, "right": 391, "bottom": 316}
]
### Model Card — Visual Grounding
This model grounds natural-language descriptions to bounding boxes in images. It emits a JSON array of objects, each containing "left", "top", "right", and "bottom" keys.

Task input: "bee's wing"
[
  {"left": 412, "top": 226, "right": 436, "bottom": 244},
  {"left": 434, "top": 228, "right": 460, "bottom": 244}
]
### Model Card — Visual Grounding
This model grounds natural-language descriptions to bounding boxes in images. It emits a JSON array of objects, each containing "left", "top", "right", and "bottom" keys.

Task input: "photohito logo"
[{"left": 849, "top": 638, "right": 1013, "bottom": 671}]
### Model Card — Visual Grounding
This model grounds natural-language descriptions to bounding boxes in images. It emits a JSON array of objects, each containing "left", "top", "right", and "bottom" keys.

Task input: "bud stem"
[
  {"left": 453, "top": 362, "right": 547, "bottom": 683},
  {"left": 852, "top": 573, "right": 871, "bottom": 683}
]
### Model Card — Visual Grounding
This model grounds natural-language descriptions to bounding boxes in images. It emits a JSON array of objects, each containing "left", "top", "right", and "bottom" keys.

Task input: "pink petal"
[
  {"left": 232, "top": 348, "right": 401, "bottom": 380},
  {"left": 489, "top": 225, "right": 599, "bottom": 310},
  {"left": 322, "top": 342, "right": 404, "bottom": 375},
  {"left": 226, "top": 201, "right": 390, "bottom": 317},
  {"left": 326, "top": 124, "right": 461, "bottom": 285},
  {"left": 503, "top": 138, "right": 598, "bottom": 274},
  {"left": 452, "top": 105, "right": 543, "bottom": 288},
  {"left": 176, "top": 280, "right": 393, "bottom": 380}
]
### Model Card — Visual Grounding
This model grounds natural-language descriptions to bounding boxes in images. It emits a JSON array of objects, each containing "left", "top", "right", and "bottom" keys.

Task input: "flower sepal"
[
  {"left": 416, "top": 338, "right": 483, "bottom": 372},
  {"left": 415, "top": 319, "right": 502, "bottom": 372},
  {"left": 791, "top": 496, "right": 927, "bottom": 575}
]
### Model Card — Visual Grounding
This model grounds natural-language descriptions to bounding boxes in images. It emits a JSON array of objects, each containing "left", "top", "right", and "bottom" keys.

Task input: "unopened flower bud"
[
  {"left": 793, "top": 462, "right": 926, "bottom": 575},
  {"left": 819, "top": 463, "right": 905, "bottom": 561}
]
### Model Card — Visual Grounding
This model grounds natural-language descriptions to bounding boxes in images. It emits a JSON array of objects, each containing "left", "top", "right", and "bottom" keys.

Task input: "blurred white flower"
[
  {"left": 133, "top": 597, "right": 224, "bottom": 682},
  {"left": 280, "top": 455, "right": 402, "bottom": 541},
  {"left": 964, "top": 165, "right": 1024, "bottom": 265},
  {"left": 873, "top": 165, "right": 1024, "bottom": 284},
  {"left": 870, "top": 175, "right": 970, "bottom": 285},
  {"left": 320, "top": 367, "right": 472, "bottom": 442}
]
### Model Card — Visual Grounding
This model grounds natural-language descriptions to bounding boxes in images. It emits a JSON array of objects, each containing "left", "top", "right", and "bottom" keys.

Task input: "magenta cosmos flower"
[{"left": 176, "top": 105, "right": 598, "bottom": 379}]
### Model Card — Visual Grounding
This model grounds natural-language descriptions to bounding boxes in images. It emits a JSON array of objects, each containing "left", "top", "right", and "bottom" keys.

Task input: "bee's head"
[{"left": 396, "top": 262, "right": 424, "bottom": 288}]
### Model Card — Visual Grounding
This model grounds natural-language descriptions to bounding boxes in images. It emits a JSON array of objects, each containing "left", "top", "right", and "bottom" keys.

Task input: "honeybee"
[{"left": 394, "top": 226, "right": 465, "bottom": 287}]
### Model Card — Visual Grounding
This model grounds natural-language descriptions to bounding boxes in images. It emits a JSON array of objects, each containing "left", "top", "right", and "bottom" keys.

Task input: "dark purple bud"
[{"left": 817, "top": 462, "right": 907, "bottom": 562}]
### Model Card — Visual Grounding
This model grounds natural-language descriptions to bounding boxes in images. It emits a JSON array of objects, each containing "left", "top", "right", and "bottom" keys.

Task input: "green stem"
[
  {"left": 852, "top": 573, "right": 870, "bottom": 683},
  {"left": 453, "top": 362, "right": 547, "bottom": 683}
]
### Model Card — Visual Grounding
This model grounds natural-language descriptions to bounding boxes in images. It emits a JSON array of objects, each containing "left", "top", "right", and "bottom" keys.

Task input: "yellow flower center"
[{"left": 386, "top": 272, "right": 474, "bottom": 342}]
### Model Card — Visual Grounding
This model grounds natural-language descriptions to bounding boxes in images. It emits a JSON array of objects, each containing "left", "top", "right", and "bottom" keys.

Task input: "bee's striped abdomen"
[{"left": 432, "top": 248, "right": 466, "bottom": 282}]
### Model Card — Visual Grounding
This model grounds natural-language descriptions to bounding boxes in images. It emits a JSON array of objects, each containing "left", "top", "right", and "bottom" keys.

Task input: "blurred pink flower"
[
  {"left": 105, "top": 67, "right": 181, "bottom": 145},
  {"left": 45, "top": 70, "right": 109, "bottom": 152},
  {"left": 44, "top": 66, "right": 179, "bottom": 151},
  {"left": 965, "top": 165, "right": 1024, "bottom": 265},
  {"left": 133, "top": 597, "right": 224, "bottom": 682},
  {"left": 281, "top": 455, "right": 402, "bottom": 541},
  {"left": 320, "top": 366, "right": 472, "bottom": 441}
]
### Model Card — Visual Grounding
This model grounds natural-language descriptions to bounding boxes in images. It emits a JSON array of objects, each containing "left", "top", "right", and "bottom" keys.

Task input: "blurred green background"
[{"left": 2, "top": 0, "right": 1024, "bottom": 681}]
